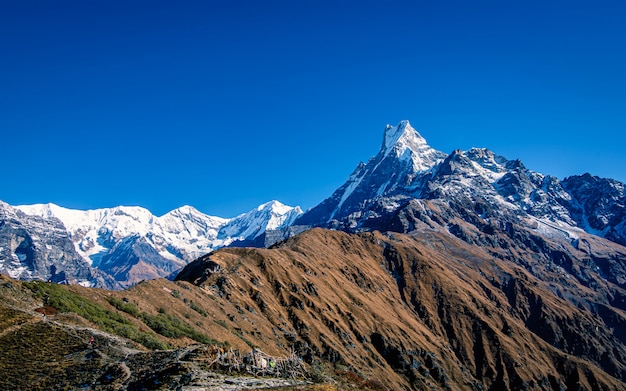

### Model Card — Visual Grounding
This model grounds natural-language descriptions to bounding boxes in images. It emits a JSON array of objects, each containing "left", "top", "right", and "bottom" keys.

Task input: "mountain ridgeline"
[
  {"left": 1, "top": 120, "right": 625, "bottom": 390},
  {"left": 0, "top": 200, "right": 302, "bottom": 288}
]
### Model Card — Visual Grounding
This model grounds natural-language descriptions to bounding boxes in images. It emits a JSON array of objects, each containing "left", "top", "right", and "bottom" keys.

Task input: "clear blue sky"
[{"left": 1, "top": 1, "right": 624, "bottom": 217}]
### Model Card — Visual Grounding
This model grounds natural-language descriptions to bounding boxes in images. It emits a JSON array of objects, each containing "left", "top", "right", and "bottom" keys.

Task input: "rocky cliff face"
[
  {"left": 561, "top": 174, "right": 626, "bottom": 245},
  {"left": 0, "top": 201, "right": 118, "bottom": 288}
]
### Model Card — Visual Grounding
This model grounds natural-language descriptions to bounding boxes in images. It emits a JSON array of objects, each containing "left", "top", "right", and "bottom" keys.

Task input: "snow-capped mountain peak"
[
  {"left": 383, "top": 120, "right": 425, "bottom": 154},
  {"left": 160, "top": 205, "right": 229, "bottom": 229},
  {"left": 257, "top": 200, "right": 303, "bottom": 218},
  {"left": 295, "top": 121, "right": 448, "bottom": 226},
  {"left": 164, "top": 204, "right": 201, "bottom": 217},
  {"left": 218, "top": 200, "right": 303, "bottom": 240},
  {"left": 381, "top": 120, "right": 444, "bottom": 172}
]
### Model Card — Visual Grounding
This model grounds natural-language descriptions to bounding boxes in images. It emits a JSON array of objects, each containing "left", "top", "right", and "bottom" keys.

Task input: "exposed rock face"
[
  {"left": 0, "top": 201, "right": 118, "bottom": 288},
  {"left": 98, "top": 235, "right": 185, "bottom": 288},
  {"left": 177, "top": 228, "right": 626, "bottom": 390},
  {"left": 561, "top": 174, "right": 626, "bottom": 245}
]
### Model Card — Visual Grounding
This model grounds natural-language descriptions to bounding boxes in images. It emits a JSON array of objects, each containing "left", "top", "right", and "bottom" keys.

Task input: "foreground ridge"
[{"left": 176, "top": 228, "right": 626, "bottom": 390}]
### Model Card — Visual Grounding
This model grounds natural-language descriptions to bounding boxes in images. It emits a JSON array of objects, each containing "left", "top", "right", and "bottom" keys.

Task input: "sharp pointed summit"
[
  {"left": 381, "top": 120, "right": 445, "bottom": 171},
  {"left": 296, "top": 121, "right": 447, "bottom": 226}
]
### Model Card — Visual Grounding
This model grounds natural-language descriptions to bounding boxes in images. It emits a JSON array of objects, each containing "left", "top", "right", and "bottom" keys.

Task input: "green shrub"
[
  {"left": 214, "top": 319, "right": 229, "bottom": 329},
  {"left": 189, "top": 301, "right": 207, "bottom": 317},
  {"left": 25, "top": 282, "right": 129, "bottom": 327},
  {"left": 107, "top": 296, "right": 139, "bottom": 317},
  {"left": 139, "top": 311, "right": 219, "bottom": 345}
]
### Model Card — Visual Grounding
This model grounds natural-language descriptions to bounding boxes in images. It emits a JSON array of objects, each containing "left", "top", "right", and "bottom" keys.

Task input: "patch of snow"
[
  {"left": 6, "top": 253, "right": 29, "bottom": 279},
  {"left": 532, "top": 217, "right": 582, "bottom": 242},
  {"left": 330, "top": 169, "right": 368, "bottom": 221}
]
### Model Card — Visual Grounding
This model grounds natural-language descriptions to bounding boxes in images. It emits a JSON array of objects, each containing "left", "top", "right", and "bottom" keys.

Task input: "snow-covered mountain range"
[
  {"left": 1, "top": 120, "right": 624, "bottom": 290},
  {"left": 1, "top": 200, "right": 301, "bottom": 288}
]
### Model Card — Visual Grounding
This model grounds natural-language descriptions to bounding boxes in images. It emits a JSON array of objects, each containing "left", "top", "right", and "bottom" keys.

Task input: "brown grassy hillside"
[{"left": 177, "top": 227, "right": 626, "bottom": 390}]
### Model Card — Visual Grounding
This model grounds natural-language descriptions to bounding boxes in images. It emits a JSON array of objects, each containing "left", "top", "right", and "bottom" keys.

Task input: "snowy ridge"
[
  {"left": 17, "top": 201, "right": 302, "bottom": 264},
  {"left": 219, "top": 201, "right": 303, "bottom": 240},
  {"left": 13, "top": 200, "right": 302, "bottom": 287},
  {"left": 331, "top": 164, "right": 368, "bottom": 221}
]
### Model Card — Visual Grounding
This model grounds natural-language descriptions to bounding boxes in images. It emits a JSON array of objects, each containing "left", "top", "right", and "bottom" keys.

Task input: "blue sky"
[{"left": 1, "top": 1, "right": 624, "bottom": 217}]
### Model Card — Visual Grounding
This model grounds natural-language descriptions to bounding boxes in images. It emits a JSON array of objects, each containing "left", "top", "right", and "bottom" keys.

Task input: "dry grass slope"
[{"left": 177, "top": 227, "right": 626, "bottom": 391}]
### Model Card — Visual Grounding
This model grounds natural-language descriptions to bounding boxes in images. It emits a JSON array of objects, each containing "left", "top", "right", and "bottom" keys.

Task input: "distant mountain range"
[{"left": 1, "top": 200, "right": 301, "bottom": 288}]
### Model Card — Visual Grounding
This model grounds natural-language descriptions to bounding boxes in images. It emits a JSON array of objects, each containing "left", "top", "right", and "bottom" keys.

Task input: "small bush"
[
  {"left": 309, "top": 360, "right": 330, "bottom": 383},
  {"left": 189, "top": 301, "right": 207, "bottom": 317},
  {"left": 214, "top": 319, "right": 229, "bottom": 329},
  {"left": 139, "top": 311, "right": 222, "bottom": 345},
  {"left": 107, "top": 296, "right": 139, "bottom": 317}
]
